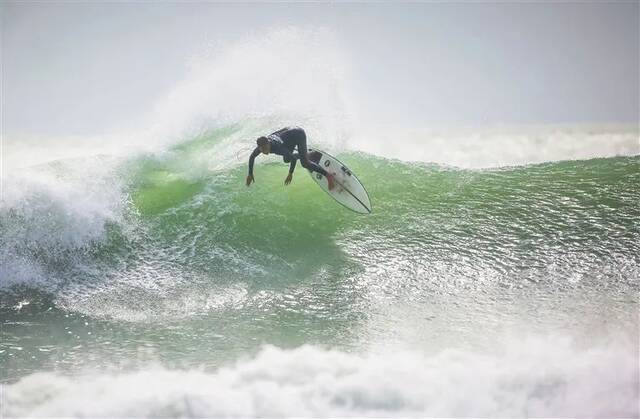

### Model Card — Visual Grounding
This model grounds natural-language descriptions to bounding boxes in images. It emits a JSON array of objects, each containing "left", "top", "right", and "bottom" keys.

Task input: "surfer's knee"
[
  {"left": 303, "top": 159, "right": 327, "bottom": 176},
  {"left": 299, "top": 157, "right": 313, "bottom": 169}
]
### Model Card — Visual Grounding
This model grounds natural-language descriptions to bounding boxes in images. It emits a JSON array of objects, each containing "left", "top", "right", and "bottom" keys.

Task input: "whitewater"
[{"left": 1, "top": 29, "right": 639, "bottom": 417}]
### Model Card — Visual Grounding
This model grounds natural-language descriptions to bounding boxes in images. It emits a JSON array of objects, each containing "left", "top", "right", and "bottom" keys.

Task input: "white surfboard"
[{"left": 306, "top": 149, "right": 372, "bottom": 214}]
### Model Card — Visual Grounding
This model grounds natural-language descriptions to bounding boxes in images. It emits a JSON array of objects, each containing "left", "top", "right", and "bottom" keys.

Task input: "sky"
[{"left": 2, "top": 1, "right": 639, "bottom": 139}]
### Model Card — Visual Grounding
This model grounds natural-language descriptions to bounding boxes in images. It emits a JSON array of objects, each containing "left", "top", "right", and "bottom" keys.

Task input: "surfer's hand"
[
  {"left": 246, "top": 174, "right": 254, "bottom": 186},
  {"left": 284, "top": 173, "right": 293, "bottom": 186}
]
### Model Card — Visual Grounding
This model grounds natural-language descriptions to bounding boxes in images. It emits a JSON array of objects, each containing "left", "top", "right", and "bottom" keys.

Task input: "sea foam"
[{"left": 4, "top": 336, "right": 637, "bottom": 418}]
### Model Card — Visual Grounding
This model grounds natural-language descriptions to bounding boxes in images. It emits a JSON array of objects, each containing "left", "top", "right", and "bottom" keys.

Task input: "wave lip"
[
  {"left": 4, "top": 338, "right": 638, "bottom": 418},
  {"left": 352, "top": 124, "right": 640, "bottom": 168}
]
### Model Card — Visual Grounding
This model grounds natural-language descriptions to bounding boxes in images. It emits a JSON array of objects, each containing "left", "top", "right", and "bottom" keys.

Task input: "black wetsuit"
[{"left": 248, "top": 127, "right": 328, "bottom": 177}]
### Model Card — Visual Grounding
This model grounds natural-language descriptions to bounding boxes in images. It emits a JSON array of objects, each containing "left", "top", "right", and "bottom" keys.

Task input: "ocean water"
[
  {"left": 2, "top": 30, "right": 639, "bottom": 417},
  {"left": 2, "top": 123, "right": 639, "bottom": 417}
]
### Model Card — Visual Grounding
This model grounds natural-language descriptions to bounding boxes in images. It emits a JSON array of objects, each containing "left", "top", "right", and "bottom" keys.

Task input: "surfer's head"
[{"left": 257, "top": 137, "right": 270, "bottom": 154}]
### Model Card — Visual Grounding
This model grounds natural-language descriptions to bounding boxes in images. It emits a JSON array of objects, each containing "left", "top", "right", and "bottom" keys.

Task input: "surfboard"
[{"left": 307, "top": 149, "right": 372, "bottom": 214}]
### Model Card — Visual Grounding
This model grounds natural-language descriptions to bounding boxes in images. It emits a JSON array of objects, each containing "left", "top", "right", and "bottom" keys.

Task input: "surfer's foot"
[{"left": 326, "top": 173, "right": 336, "bottom": 191}]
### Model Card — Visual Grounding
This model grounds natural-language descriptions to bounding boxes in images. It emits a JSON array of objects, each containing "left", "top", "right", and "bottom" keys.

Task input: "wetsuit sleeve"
[
  {"left": 288, "top": 156, "right": 297, "bottom": 174},
  {"left": 248, "top": 147, "right": 260, "bottom": 176}
]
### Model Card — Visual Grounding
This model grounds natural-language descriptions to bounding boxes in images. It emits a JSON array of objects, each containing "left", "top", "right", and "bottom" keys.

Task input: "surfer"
[{"left": 246, "top": 126, "right": 335, "bottom": 190}]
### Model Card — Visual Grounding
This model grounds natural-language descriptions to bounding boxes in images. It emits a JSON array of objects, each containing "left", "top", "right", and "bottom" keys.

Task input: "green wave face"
[
  {"left": 128, "top": 133, "right": 640, "bottom": 283},
  {"left": 1, "top": 126, "right": 638, "bottom": 381},
  {"left": 6, "top": 126, "right": 639, "bottom": 295}
]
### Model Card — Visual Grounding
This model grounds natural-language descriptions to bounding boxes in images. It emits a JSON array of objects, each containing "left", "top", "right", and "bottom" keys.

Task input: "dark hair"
[{"left": 256, "top": 136, "right": 269, "bottom": 146}]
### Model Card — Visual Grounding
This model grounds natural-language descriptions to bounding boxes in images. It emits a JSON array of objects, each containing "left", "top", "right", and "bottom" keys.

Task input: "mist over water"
[{"left": 1, "top": 28, "right": 639, "bottom": 417}]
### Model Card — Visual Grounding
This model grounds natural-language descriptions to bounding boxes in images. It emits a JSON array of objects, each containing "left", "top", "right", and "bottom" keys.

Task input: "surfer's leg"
[
  {"left": 295, "top": 132, "right": 327, "bottom": 176},
  {"left": 293, "top": 132, "right": 335, "bottom": 190}
]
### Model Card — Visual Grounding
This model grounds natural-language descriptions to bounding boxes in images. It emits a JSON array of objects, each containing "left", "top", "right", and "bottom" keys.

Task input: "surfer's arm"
[
  {"left": 283, "top": 155, "right": 296, "bottom": 186},
  {"left": 288, "top": 155, "right": 297, "bottom": 174},
  {"left": 248, "top": 147, "right": 260, "bottom": 176},
  {"left": 283, "top": 152, "right": 297, "bottom": 174}
]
